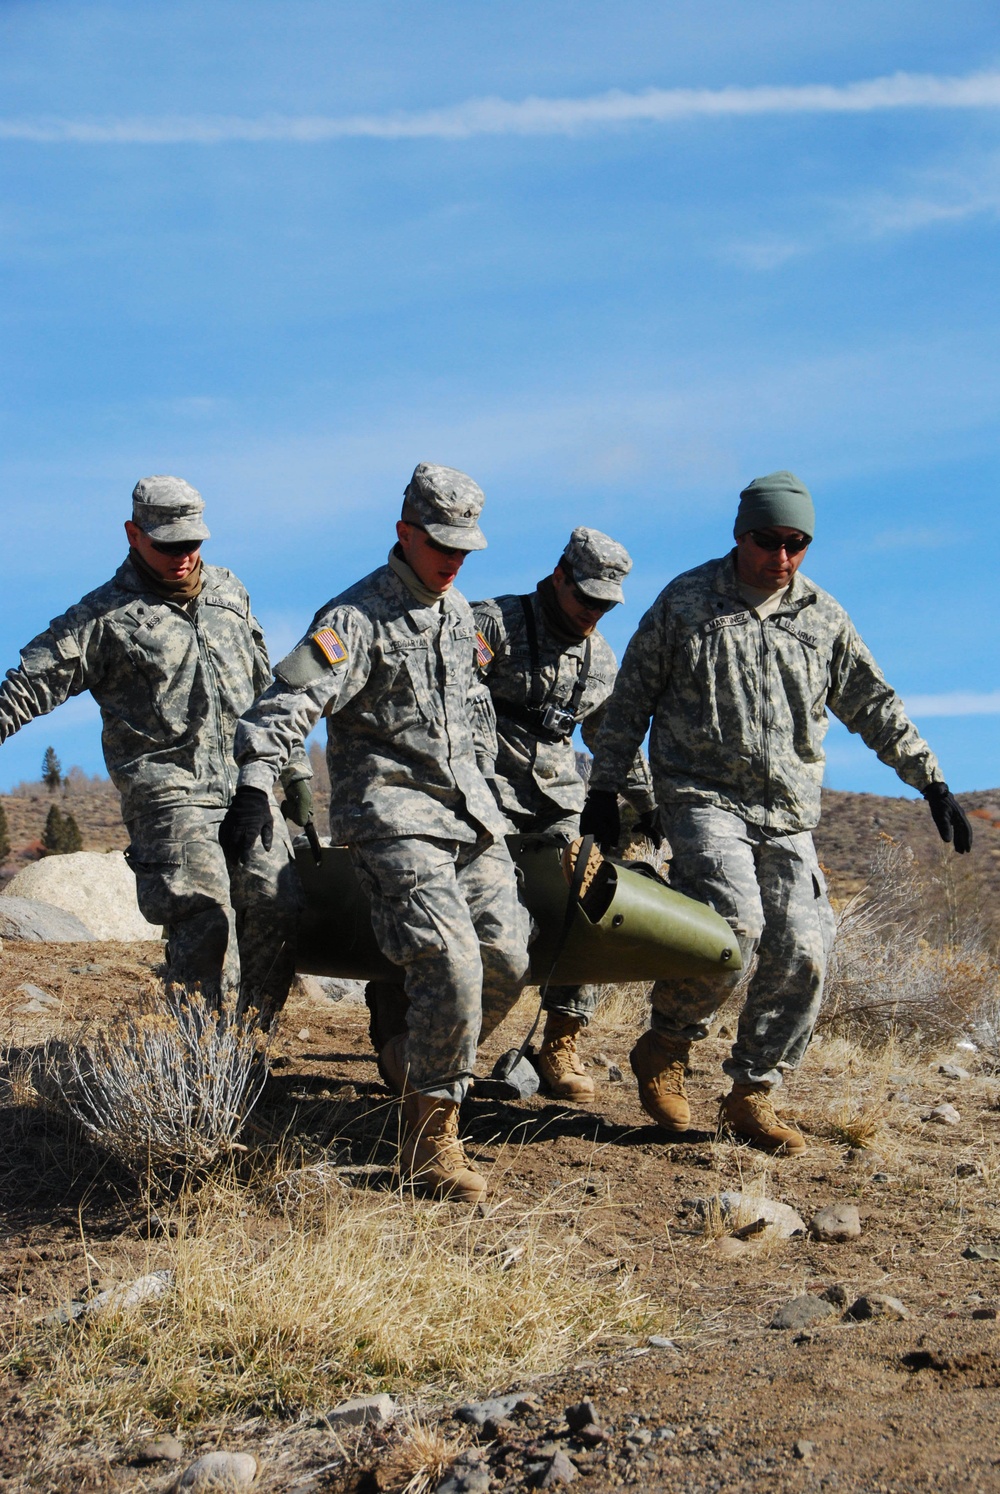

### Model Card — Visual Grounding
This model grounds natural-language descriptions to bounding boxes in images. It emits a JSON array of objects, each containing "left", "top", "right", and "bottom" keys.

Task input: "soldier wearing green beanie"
[{"left": 582, "top": 470, "right": 971, "bottom": 1156}]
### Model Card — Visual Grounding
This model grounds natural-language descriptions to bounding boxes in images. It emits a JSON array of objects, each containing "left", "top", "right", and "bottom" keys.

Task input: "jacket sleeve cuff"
[{"left": 238, "top": 761, "right": 279, "bottom": 793}]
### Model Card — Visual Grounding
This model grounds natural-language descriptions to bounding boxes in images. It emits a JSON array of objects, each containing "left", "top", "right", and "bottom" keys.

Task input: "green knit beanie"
[{"left": 734, "top": 471, "right": 815, "bottom": 540}]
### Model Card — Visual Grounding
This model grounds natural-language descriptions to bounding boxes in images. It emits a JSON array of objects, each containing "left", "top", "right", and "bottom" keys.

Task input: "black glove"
[
  {"left": 923, "top": 781, "right": 972, "bottom": 854},
  {"left": 219, "top": 785, "right": 274, "bottom": 865},
  {"left": 281, "top": 778, "right": 314, "bottom": 828},
  {"left": 580, "top": 789, "right": 621, "bottom": 852},
  {"left": 635, "top": 808, "right": 665, "bottom": 850}
]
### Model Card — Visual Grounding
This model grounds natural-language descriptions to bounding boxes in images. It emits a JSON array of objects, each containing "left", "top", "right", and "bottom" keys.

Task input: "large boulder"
[
  {"left": 0, "top": 897, "right": 96, "bottom": 942},
  {"left": 1, "top": 852, "right": 162, "bottom": 941}
]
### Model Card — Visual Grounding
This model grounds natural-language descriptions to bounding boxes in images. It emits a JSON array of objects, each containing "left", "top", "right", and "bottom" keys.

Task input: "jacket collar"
[{"left": 712, "top": 551, "right": 817, "bottom": 614}]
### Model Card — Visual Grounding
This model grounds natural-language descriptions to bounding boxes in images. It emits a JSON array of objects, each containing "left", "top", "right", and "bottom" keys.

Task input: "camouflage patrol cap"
[
  {"left": 560, "top": 527, "right": 632, "bottom": 604},
  {"left": 131, "top": 476, "right": 210, "bottom": 543},
  {"left": 401, "top": 463, "right": 488, "bottom": 551}
]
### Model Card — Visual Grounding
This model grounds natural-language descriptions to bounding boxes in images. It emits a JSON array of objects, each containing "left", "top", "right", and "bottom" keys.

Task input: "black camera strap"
[{"left": 518, "top": 593, "right": 592, "bottom": 720}]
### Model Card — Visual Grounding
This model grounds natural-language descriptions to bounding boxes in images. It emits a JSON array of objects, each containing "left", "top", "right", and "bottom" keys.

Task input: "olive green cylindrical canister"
[{"left": 294, "top": 834, "right": 741, "bottom": 984}]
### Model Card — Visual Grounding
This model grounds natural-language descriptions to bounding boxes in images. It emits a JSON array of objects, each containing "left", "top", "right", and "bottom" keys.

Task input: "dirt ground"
[{"left": 3, "top": 938, "right": 1000, "bottom": 1492}]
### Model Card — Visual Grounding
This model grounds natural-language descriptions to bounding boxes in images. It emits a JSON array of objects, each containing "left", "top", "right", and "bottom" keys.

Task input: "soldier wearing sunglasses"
[
  {"left": 0, "top": 476, "right": 307, "bottom": 1020},
  {"left": 583, "top": 470, "right": 971, "bottom": 1155}
]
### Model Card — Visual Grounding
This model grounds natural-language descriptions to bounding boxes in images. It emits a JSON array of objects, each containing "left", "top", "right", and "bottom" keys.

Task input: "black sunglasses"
[
  {"left": 561, "top": 562, "right": 617, "bottom": 614},
  {"left": 150, "top": 538, "right": 203, "bottom": 557},
  {"left": 747, "top": 529, "right": 810, "bottom": 556}
]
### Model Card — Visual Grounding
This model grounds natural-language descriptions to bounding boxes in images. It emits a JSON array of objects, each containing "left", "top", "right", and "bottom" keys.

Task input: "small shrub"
[
  {"left": 41, "top": 803, "right": 82, "bottom": 855},
  {"left": 35, "top": 990, "right": 269, "bottom": 1179},
  {"left": 0, "top": 800, "right": 10, "bottom": 865},
  {"left": 821, "top": 836, "right": 1000, "bottom": 1048}
]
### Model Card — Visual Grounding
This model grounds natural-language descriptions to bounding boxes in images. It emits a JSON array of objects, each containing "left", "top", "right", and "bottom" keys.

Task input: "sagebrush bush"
[
  {"left": 34, "top": 988, "right": 269, "bottom": 1179},
  {"left": 821, "top": 836, "right": 1000, "bottom": 1048}
]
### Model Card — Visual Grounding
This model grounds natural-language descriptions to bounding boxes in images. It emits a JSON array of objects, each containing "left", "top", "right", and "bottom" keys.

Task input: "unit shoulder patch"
[
  {"left": 475, "top": 630, "right": 494, "bottom": 668},
  {"left": 312, "top": 627, "right": 349, "bottom": 666}
]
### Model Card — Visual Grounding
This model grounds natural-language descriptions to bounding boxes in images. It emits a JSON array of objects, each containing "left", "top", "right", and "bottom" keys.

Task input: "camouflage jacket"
[
  {"left": 589, "top": 553, "right": 942, "bottom": 833},
  {"left": 235, "top": 563, "right": 509, "bottom": 845},
  {"left": 0, "top": 558, "right": 306, "bottom": 821},
  {"left": 472, "top": 590, "right": 655, "bottom": 821}
]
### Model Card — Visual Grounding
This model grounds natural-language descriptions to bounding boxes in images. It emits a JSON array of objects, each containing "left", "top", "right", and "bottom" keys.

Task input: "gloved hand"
[
  {"left": 281, "top": 778, "right": 314, "bottom": 827},
  {"left": 219, "top": 785, "right": 273, "bottom": 865},
  {"left": 635, "top": 808, "right": 665, "bottom": 850},
  {"left": 923, "top": 781, "right": 972, "bottom": 854},
  {"left": 580, "top": 789, "right": 621, "bottom": 852}
]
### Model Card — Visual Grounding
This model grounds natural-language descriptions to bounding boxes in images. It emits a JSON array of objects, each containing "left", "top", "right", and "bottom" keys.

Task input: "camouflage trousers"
[
  {"left": 350, "top": 835, "right": 531, "bottom": 1103},
  {"left": 507, "top": 806, "right": 600, "bottom": 1025},
  {"left": 125, "top": 799, "right": 304, "bottom": 1023},
  {"left": 650, "top": 805, "right": 837, "bottom": 1087}
]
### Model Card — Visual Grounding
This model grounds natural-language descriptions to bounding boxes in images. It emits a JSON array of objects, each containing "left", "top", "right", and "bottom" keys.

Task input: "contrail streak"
[{"left": 3, "top": 69, "right": 1000, "bottom": 145}]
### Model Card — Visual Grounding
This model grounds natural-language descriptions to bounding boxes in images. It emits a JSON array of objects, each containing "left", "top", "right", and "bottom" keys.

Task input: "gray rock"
[
  {"left": 535, "top": 1450, "right": 577, "bottom": 1487},
  {"left": 770, "top": 1294, "right": 837, "bottom": 1331},
  {"left": 16, "top": 983, "right": 60, "bottom": 1014},
  {"left": 46, "top": 1269, "right": 173, "bottom": 1326},
  {"left": 136, "top": 1436, "right": 184, "bottom": 1463},
  {"left": 793, "top": 1440, "right": 815, "bottom": 1460},
  {"left": 962, "top": 1244, "right": 1000, "bottom": 1262},
  {"left": 845, "top": 1293, "right": 909, "bottom": 1321},
  {"left": 821, "top": 1284, "right": 848, "bottom": 1307},
  {"left": 809, "top": 1204, "right": 862, "bottom": 1243},
  {"left": 872, "top": 1172, "right": 891, "bottom": 1183},
  {"left": 565, "top": 1399, "right": 601, "bottom": 1431},
  {"left": 938, "top": 1064, "right": 971, "bottom": 1081},
  {"left": 686, "top": 1191, "right": 806, "bottom": 1239},
  {"left": 2, "top": 852, "right": 162, "bottom": 941},
  {"left": 927, "top": 1104, "right": 961, "bottom": 1126},
  {"left": 647, "top": 1334, "right": 679, "bottom": 1351},
  {"left": 627, "top": 1428, "right": 652, "bottom": 1446},
  {"left": 455, "top": 1393, "right": 527, "bottom": 1429},
  {"left": 0, "top": 896, "right": 95, "bottom": 943},
  {"left": 293, "top": 974, "right": 365, "bottom": 1005},
  {"left": 436, "top": 1471, "right": 490, "bottom": 1494},
  {"left": 317, "top": 1393, "right": 394, "bottom": 1428},
  {"left": 606, "top": 1064, "right": 624, "bottom": 1083},
  {"left": 436, "top": 1455, "right": 491, "bottom": 1494},
  {"left": 171, "top": 1451, "right": 257, "bottom": 1490}
]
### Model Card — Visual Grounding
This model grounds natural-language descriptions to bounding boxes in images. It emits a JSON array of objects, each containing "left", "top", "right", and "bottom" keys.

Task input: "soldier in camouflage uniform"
[
  {"left": 469, "top": 527, "right": 657, "bottom": 1102},
  {"left": 221, "top": 464, "right": 531, "bottom": 1203},
  {"left": 583, "top": 471, "right": 971, "bottom": 1154},
  {"left": 0, "top": 477, "right": 307, "bottom": 1021}
]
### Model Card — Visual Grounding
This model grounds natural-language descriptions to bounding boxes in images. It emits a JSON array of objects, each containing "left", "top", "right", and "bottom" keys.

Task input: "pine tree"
[
  {"left": 0, "top": 801, "right": 10, "bottom": 865},
  {"left": 41, "top": 804, "right": 82, "bottom": 854},
  {"left": 60, "top": 812, "right": 83, "bottom": 853},
  {"left": 42, "top": 803, "right": 65, "bottom": 853},
  {"left": 41, "top": 746, "right": 62, "bottom": 792}
]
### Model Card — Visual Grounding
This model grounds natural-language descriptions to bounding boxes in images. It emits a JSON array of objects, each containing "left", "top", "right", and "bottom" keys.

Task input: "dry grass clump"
[
  {"left": 378, "top": 1417, "right": 471, "bottom": 1494},
  {"left": 3, "top": 1172, "right": 650, "bottom": 1438},
  {"left": 32, "top": 989, "right": 269, "bottom": 1179},
  {"left": 822, "top": 836, "right": 1000, "bottom": 1049}
]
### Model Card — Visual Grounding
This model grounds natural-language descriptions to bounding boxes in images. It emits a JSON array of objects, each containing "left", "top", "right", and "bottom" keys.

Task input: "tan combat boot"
[
  {"left": 629, "top": 1030, "right": 691, "bottom": 1132},
  {"left": 720, "top": 1083, "right": 807, "bottom": 1156},
  {"left": 400, "top": 1094, "right": 487, "bottom": 1203},
  {"left": 536, "top": 1012, "right": 596, "bottom": 1103}
]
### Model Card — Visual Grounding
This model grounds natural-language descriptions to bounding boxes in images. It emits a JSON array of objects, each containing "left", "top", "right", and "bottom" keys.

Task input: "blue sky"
[{"left": 1, "top": 1, "right": 998, "bottom": 796}]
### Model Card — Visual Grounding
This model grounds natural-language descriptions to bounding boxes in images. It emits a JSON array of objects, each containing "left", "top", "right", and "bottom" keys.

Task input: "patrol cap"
[
  {"left": 734, "top": 471, "right": 815, "bottom": 541},
  {"left": 559, "top": 526, "right": 632, "bottom": 604},
  {"left": 131, "top": 475, "right": 211, "bottom": 543},
  {"left": 401, "top": 463, "right": 488, "bottom": 551}
]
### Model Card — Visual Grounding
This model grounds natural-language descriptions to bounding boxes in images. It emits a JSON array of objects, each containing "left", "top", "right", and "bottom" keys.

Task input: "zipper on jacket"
[{"left": 194, "top": 600, "right": 233, "bottom": 801}]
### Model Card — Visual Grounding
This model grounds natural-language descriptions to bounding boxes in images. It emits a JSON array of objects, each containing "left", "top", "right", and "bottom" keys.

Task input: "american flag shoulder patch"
[
  {"left": 475, "top": 631, "right": 494, "bottom": 668},
  {"left": 312, "top": 627, "right": 349, "bottom": 666}
]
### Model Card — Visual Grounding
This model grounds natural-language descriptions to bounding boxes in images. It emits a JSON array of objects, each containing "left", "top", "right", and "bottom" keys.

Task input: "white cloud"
[
  {"left": 905, "top": 691, "right": 1000, "bottom": 717},
  {"left": 3, "top": 69, "right": 1000, "bottom": 145}
]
